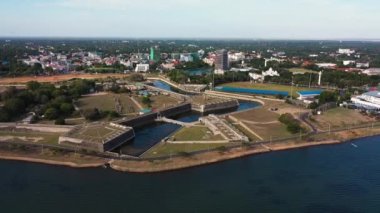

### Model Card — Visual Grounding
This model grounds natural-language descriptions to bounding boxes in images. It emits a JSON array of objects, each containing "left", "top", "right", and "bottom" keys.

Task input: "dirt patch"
[{"left": 0, "top": 73, "right": 129, "bottom": 84}]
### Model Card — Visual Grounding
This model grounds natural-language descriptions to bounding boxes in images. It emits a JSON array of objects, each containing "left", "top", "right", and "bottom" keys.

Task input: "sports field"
[{"left": 220, "top": 82, "right": 314, "bottom": 97}]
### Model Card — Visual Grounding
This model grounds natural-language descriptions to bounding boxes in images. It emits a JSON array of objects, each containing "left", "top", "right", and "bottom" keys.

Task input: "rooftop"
[
  {"left": 64, "top": 122, "right": 131, "bottom": 144},
  {"left": 363, "top": 91, "right": 380, "bottom": 98},
  {"left": 297, "top": 90, "right": 323, "bottom": 96}
]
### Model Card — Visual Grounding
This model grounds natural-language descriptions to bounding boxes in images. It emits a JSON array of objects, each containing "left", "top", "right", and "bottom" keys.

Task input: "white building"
[
  {"left": 264, "top": 57, "right": 285, "bottom": 67},
  {"left": 363, "top": 68, "right": 380, "bottom": 76},
  {"left": 356, "top": 62, "right": 370, "bottom": 68},
  {"left": 249, "top": 68, "right": 280, "bottom": 82},
  {"left": 215, "top": 69, "right": 226, "bottom": 75},
  {"left": 343, "top": 60, "right": 356, "bottom": 66},
  {"left": 228, "top": 52, "right": 245, "bottom": 62},
  {"left": 249, "top": 73, "right": 264, "bottom": 82},
  {"left": 180, "top": 54, "right": 193, "bottom": 62},
  {"left": 262, "top": 67, "right": 280, "bottom": 77},
  {"left": 338, "top": 48, "right": 355, "bottom": 55},
  {"left": 351, "top": 91, "right": 380, "bottom": 110},
  {"left": 316, "top": 63, "right": 337, "bottom": 69},
  {"left": 203, "top": 57, "right": 215, "bottom": 66},
  {"left": 135, "top": 64, "right": 150, "bottom": 72}
]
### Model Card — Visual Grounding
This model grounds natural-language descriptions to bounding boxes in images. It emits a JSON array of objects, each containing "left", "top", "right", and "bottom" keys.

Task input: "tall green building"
[{"left": 150, "top": 47, "right": 155, "bottom": 62}]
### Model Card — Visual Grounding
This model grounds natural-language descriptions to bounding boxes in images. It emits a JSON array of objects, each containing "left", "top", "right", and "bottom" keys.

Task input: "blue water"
[
  {"left": 3, "top": 136, "right": 380, "bottom": 212},
  {"left": 118, "top": 122, "right": 180, "bottom": 156},
  {"left": 186, "top": 68, "right": 211, "bottom": 76},
  {"left": 216, "top": 86, "right": 290, "bottom": 96},
  {"left": 152, "top": 80, "right": 172, "bottom": 91},
  {"left": 119, "top": 101, "right": 259, "bottom": 156}
]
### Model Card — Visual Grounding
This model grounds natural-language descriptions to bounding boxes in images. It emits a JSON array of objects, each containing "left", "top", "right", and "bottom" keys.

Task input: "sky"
[{"left": 0, "top": 0, "right": 379, "bottom": 39}]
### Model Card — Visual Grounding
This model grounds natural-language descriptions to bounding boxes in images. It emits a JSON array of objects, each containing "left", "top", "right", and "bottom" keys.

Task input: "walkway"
[
  {"left": 155, "top": 117, "right": 193, "bottom": 127},
  {"left": 205, "top": 90, "right": 265, "bottom": 105}
]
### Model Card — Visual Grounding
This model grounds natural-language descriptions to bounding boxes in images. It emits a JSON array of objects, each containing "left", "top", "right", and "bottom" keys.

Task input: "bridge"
[
  {"left": 204, "top": 90, "right": 266, "bottom": 105},
  {"left": 155, "top": 116, "right": 193, "bottom": 127},
  {"left": 147, "top": 76, "right": 205, "bottom": 94}
]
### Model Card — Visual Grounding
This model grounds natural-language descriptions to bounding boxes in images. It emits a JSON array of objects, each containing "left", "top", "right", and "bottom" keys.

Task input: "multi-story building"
[{"left": 215, "top": 49, "right": 229, "bottom": 74}]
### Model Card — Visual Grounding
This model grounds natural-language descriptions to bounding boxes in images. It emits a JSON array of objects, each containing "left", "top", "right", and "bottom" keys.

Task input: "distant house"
[
  {"left": 262, "top": 67, "right": 280, "bottom": 77},
  {"left": 363, "top": 68, "right": 380, "bottom": 76},
  {"left": 338, "top": 48, "right": 355, "bottom": 55},
  {"left": 249, "top": 68, "right": 280, "bottom": 82},
  {"left": 297, "top": 91, "right": 323, "bottom": 102},
  {"left": 356, "top": 62, "right": 370, "bottom": 68},
  {"left": 343, "top": 60, "right": 356, "bottom": 66},
  {"left": 249, "top": 73, "right": 264, "bottom": 82},
  {"left": 135, "top": 64, "right": 150, "bottom": 72},
  {"left": 316, "top": 63, "right": 337, "bottom": 69}
]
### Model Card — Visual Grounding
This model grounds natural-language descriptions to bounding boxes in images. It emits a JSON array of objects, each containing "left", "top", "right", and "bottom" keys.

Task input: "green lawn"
[
  {"left": 78, "top": 94, "right": 138, "bottom": 114},
  {"left": 243, "top": 122, "right": 294, "bottom": 141},
  {"left": 172, "top": 126, "right": 225, "bottom": 141},
  {"left": 221, "top": 82, "right": 314, "bottom": 97},
  {"left": 142, "top": 143, "right": 231, "bottom": 158}
]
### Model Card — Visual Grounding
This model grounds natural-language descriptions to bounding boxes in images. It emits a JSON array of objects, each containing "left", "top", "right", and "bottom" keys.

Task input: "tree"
[
  {"left": 83, "top": 108, "right": 101, "bottom": 121},
  {"left": 26, "top": 81, "right": 41, "bottom": 91},
  {"left": 55, "top": 118, "right": 66, "bottom": 125},
  {"left": 60, "top": 103, "right": 74, "bottom": 115},
  {"left": 4, "top": 98, "right": 25, "bottom": 116},
  {"left": 0, "top": 109, "right": 10, "bottom": 122},
  {"left": 318, "top": 91, "right": 337, "bottom": 105},
  {"left": 142, "top": 96, "right": 152, "bottom": 106},
  {"left": 44, "top": 108, "right": 59, "bottom": 120}
]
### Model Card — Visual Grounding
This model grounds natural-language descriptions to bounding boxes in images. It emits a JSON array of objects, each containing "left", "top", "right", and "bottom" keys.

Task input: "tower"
[
  {"left": 318, "top": 71, "right": 323, "bottom": 86},
  {"left": 150, "top": 47, "right": 155, "bottom": 62},
  {"left": 215, "top": 49, "right": 229, "bottom": 71}
]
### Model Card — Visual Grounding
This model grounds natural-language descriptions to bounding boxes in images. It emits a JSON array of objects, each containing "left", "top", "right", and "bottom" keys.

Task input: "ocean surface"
[{"left": 2, "top": 136, "right": 380, "bottom": 212}]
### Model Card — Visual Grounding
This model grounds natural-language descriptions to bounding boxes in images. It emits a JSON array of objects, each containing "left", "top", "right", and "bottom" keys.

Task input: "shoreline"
[
  {"left": 0, "top": 132, "right": 378, "bottom": 173},
  {"left": 0, "top": 155, "right": 107, "bottom": 168},
  {"left": 109, "top": 139, "right": 343, "bottom": 173}
]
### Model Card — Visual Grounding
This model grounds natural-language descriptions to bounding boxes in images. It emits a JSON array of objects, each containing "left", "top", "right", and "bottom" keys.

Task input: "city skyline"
[{"left": 1, "top": 0, "right": 380, "bottom": 40}]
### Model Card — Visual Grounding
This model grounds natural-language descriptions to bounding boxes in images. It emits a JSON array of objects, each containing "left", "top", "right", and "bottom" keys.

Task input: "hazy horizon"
[{"left": 1, "top": 0, "right": 379, "bottom": 40}]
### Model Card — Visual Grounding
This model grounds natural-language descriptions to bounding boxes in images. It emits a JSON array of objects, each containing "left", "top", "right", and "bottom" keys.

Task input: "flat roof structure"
[{"left": 59, "top": 122, "right": 135, "bottom": 152}]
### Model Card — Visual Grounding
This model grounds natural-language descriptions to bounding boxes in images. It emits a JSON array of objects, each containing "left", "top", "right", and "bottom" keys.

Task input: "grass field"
[
  {"left": 242, "top": 122, "right": 293, "bottom": 141},
  {"left": 78, "top": 93, "right": 138, "bottom": 114},
  {"left": 138, "top": 95, "right": 180, "bottom": 110},
  {"left": 172, "top": 126, "right": 225, "bottom": 141},
  {"left": 311, "top": 108, "right": 375, "bottom": 129},
  {"left": 288, "top": 68, "right": 318, "bottom": 74},
  {"left": 0, "top": 131, "right": 61, "bottom": 144},
  {"left": 233, "top": 107, "right": 280, "bottom": 123},
  {"left": 142, "top": 143, "right": 232, "bottom": 158},
  {"left": 221, "top": 82, "right": 315, "bottom": 97}
]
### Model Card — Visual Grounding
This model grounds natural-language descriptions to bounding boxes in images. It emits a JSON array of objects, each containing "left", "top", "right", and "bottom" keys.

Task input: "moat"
[{"left": 117, "top": 80, "right": 260, "bottom": 156}]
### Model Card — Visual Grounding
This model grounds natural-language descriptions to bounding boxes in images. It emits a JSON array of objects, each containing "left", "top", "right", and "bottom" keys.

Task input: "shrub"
[
  {"left": 279, "top": 113, "right": 305, "bottom": 134},
  {"left": 55, "top": 118, "right": 66, "bottom": 125}
]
